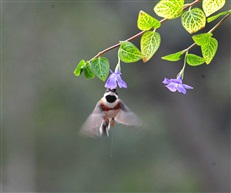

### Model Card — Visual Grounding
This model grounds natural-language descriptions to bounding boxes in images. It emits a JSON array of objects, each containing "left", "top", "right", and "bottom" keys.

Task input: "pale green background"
[{"left": 1, "top": 1, "right": 230, "bottom": 192}]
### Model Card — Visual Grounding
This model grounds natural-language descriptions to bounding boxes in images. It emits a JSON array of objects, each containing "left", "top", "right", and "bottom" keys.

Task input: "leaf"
[
  {"left": 202, "top": 0, "right": 226, "bottom": 17},
  {"left": 207, "top": 10, "right": 231, "bottom": 23},
  {"left": 137, "top": 10, "right": 161, "bottom": 30},
  {"left": 201, "top": 37, "right": 218, "bottom": 64},
  {"left": 74, "top": 59, "right": 85, "bottom": 76},
  {"left": 192, "top": 33, "right": 218, "bottom": 64},
  {"left": 192, "top": 33, "right": 213, "bottom": 46},
  {"left": 186, "top": 53, "right": 205, "bottom": 66},
  {"left": 91, "top": 57, "right": 110, "bottom": 81},
  {"left": 161, "top": 50, "right": 184, "bottom": 61},
  {"left": 141, "top": 31, "right": 161, "bottom": 62},
  {"left": 154, "top": 0, "right": 184, "bottom": 19},
  {"left": 84, "top": 61, "right": 95, "bottom": 79},
  {"left": 181, "top": 8, "right": 206, "bottom": 34},
  {"left": 118, "top": 41, "right": 143, "bottom": 63}
]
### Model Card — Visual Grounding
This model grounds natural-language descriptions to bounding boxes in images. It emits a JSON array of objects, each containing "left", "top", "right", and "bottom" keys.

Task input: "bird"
[{"left": 79, "top": 88, "right": 142, "bottom": 137}]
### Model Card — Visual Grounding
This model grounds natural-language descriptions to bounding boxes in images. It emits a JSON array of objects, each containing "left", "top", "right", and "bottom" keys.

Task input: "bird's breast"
[
  {"left": 100, "top": 99, "right": 121, "bottom": 118},
  {"left": 104, "top": 109, "right": 120, "bottom": 118}
]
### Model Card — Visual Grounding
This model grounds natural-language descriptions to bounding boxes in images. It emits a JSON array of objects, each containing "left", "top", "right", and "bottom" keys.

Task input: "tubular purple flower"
[
  {"left": 105, "top": 70, "right": 127, "bottom": 89},
  {"left": 162, "top": 75, "right": 193, "bottom": 94}
]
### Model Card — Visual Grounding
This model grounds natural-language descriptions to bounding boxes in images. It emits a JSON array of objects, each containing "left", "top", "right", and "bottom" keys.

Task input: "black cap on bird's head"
[
  {"left": 105, "top": 88, "right": 118, "bottom": 96},
  {"left": 105, "top": 88, "right": 118, "bottom": 94}
]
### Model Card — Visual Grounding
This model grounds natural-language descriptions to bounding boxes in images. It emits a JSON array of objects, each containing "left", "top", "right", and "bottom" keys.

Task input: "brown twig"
[{"left": 89, "top": 0, "right": 201, "bottom": 62}]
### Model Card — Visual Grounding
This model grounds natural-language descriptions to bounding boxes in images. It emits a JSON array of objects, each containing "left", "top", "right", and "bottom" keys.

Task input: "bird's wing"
[
  {"left": 115, "top": 100, "right": 142, "bottom": 127},
  {"left": 78, "top": 101, "right": 104, "bottom": 138}
]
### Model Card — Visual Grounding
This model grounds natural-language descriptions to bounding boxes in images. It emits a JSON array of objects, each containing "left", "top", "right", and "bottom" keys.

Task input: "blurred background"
[{"left": 1, "top": 0, "right": 230, "bottom": 192}]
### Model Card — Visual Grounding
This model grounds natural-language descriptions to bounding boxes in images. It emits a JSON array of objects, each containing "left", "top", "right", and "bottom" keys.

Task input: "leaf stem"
[{"left": 89, "top": 0, "right": 201, "bottom": 62}]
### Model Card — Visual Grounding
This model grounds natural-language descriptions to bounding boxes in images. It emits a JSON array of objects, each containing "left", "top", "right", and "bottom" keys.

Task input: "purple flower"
[
  {"left": 105, "top": 70, "right": 127, "bottom": 89},
  {"left": 162, "top": 76, "right": 193, "bottom": 94}
]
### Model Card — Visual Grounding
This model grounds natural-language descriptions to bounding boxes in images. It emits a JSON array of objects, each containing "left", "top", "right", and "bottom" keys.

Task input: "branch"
[
  {"left": 89, "top": 0, "right": 201, "bottom": 62},
  {"left": 209, "top": 13, "right": 231, "bottom": 33}
]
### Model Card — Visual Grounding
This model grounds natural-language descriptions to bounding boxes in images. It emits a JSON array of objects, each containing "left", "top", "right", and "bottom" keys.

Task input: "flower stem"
[
  {"left": 178, "top": 51, "right": 188, "bottom": 79},
  {"left": 89, "top": 0, "right": 201, "bottom": 62},
  {"left": 115, "top": 52, "right": 121, "bottom": 72}
]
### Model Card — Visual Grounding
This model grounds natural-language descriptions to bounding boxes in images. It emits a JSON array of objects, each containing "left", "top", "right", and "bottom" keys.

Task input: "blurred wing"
[
  {"left": 78, "top": 101, "right": 103, "bottom": 138},
  {"left": 115, "top": 100, "right": 142, "bottom": 127}
]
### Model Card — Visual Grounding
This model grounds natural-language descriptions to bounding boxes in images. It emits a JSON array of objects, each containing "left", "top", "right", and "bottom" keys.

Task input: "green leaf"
[
  {"left": 91, "top": 57, "right": 110, "bottom": 81},
  {"left": 140, "top": 31, "right": 161, "bottom": 62},
  {"left": 181, "top": 8, "right": 206, "bottom": 34},
  {"left": 192, "top": 33, "right": 213, "bottom": 46},
  {"left": 201, "top": 37, "right": 218, "bottom": 64},
  {"left": 202, "top": 0, "right": 226, "bottom": 17},
  {"left": 192, "top": 33, "right": 218, "bottom": 64},
  {"left": 207, "top": 10, "right": 231, "bottom": 23},
  {"left": 74, "top": 59, "right": 85, "bottom": 76},
  {"left": 154, "top": 0, "right": 184, "bottom": 19},
  {"left": 186, "top": 53, "right": 205, "bottom": 66},
  {"left": 161, "top": 50, "right": 184, "bottom": 61},
  {"left": 84, "top": 61, "right": 95, "bottom": 79},
  {"left": 137, "top": 10, "right": 161, "bottom": 30},
  {"left": 118, "top": 42, "right": 143, "bottom": 63}
]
